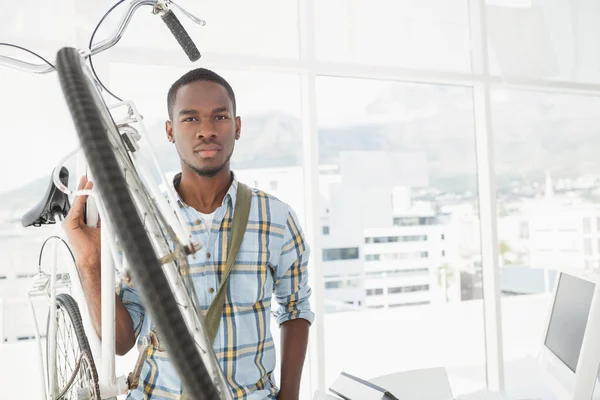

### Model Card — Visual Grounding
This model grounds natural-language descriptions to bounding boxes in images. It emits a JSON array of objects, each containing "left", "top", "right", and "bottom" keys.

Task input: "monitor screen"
[{"left": 544, "top": 272, "right": 595, "bottom": 373}]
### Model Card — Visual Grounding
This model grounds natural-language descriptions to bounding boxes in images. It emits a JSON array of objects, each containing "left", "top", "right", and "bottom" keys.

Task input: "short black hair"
[{"left": 167, "top": 68, "right": 236, "bottom": 120}]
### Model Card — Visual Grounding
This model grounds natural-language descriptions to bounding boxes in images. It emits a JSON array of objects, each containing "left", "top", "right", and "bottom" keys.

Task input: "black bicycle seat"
[{"left": 21, "top": 167, "right": 71, "bottom": 227}]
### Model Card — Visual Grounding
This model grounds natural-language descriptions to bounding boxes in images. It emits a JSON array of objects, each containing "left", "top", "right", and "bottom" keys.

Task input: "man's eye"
[
  {"left": 215, "top": 115, "right": 228, "bottom": 120},
  {"left": 182, "top": 117, "right": 198, "bottom": 122}
]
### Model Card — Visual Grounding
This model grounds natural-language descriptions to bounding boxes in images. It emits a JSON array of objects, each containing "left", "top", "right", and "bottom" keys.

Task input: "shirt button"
[
  {"left": 208, "top": 288, "right": 215, "bottom": 294},
  {"left": 206, "top": 252, "right": 211, "bottom": 259}
]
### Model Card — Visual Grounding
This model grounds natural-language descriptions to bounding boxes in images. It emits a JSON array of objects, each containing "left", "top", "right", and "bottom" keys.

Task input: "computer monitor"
[{"left": 538, "top": 270, "right": 600, "bottom": 400}]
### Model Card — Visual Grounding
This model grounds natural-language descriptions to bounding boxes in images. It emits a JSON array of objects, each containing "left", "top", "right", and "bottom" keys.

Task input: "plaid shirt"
[{"left": 118, "top": 173, "right": 314, "bottom": 399}]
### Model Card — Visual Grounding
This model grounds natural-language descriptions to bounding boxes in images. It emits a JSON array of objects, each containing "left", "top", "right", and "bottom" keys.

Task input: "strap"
[
  {"left": 136, "top": 182, "right": 252, "bottom": 397},
  {"left": 204, "top": 182, "right": 252, "bottom": 344}
]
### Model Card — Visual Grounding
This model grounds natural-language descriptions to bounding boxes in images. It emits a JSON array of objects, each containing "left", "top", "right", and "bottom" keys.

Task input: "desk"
[{"left": 313, "top": 367, "right": 455, "bottom": 400}]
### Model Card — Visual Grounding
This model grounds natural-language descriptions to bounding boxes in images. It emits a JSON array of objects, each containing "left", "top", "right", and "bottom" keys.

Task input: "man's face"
[{"left": 166, "top": 80, "right": 240, "bottom": 177}]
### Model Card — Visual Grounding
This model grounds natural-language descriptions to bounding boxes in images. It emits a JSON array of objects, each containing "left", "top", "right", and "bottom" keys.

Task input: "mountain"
[{"left": 3, "top": 88, "right": 600, "bottom": 214}]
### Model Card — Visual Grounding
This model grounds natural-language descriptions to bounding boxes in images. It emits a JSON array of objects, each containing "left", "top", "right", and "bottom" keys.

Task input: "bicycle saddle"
[{"left": 21, "top": 167, "right": 71, "bottom": 227}]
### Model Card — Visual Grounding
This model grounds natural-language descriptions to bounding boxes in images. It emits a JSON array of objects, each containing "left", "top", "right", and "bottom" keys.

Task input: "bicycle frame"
[
  {"left": 1, "top": 1, "right": 233, "bottom": 399},
  {"left": 46, "top": 66, "right": 230, "bottom": 400}
]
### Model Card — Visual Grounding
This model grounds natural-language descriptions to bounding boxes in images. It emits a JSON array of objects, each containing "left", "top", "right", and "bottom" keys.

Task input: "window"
[
  {"left": 318, "top": 77, "right": 484, "bottom": 396},
  {"left": 389, "top": 301, "right": 430, "bottom": 308},
  {"left": 0, "top": 0, "right": 74, "bottom": 48},
  {"left": 0, "top": 68, "right": 77, "bottom": 195},
  {"left": 584, "top": 217, "right": 592, "bottom": 234},
  {"left": 393, "top": 216, "right": 437, "bottom": 226},
  {"left": 366, "top": 251, "right": 429, "bottom": 262},
  {"left": 323, "top": 247, "right": 360, "bottom": 262},
  {"left": 520, "top": 221, "right": 530, "bottom": 239},
  {"left": 325, "top": 281, "right": 342, "bottom": 289},
  {"left": 493, "top": 88, "right": 600, "bottom": 396},
  {"left": 365, "top": 268, "right": 429, "bottom": 278},
  {"left": 109, "top": 64, "right": 306, "bottom": 218},
  {"left": 388, "top": 285, "right": 430, "bottom": 294},
  {"left": 366, "top": 288, "right": 384, "bottom": 296},
  {"left": 486, "top": 1, "right": 600, "bottom": 84},
  {"left": 365, "top": 235, "right": 427, "bottom": 244},
  {"left": 269, "top": 180, "right": 278, "bottom": 190},
  {"left": 315, "top": 0, "right": 472, "bottom": 72},
  {"left": 441, "top": 250, "right": 446, "bottom": 257},
  {"left": 584, "top": 239, "right": 593, "bottom": 256},
  {"left": 118, "top": 0, "right": 300, "bottom": 59},
  {"left": 322, "top": 226, "right": 330, "bottom": 235},
  {"left": 325, "top": 280, "right": 361, "bottom": 289},
  {"left": 441, "top": 234, "right": 445, "bottom": 240}
]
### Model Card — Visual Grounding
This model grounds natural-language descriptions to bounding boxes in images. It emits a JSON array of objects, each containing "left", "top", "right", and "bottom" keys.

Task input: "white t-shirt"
[{"left": 198, "top": 211, "right": 215, "bottom": 230}]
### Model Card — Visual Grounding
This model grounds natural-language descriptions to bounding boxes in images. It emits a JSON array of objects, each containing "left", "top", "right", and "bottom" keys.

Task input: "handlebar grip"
[{"left": 161, "top": 10, "right": 201, "bottom": 62}]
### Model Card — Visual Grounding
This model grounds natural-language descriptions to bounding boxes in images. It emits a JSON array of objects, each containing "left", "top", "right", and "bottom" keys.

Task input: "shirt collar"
[{"left": 172, "top": 171, "right": 239, "bottom": 210}]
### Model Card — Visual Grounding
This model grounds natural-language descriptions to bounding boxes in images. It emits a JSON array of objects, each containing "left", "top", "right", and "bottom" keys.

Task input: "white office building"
[
  {"left": 236, "top": 152, "right": 469, "bottom": 311},
  {"left": 362, "top": 214, "right": 456, "bottom": 309},
  {"left": 528, "top": 202, "right": 600, "bottom": 273}
]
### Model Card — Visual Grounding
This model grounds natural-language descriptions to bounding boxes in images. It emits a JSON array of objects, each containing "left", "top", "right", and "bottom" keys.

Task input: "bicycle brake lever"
[{"left": 167, "top": 0, "right": 207, "bottom": 26}]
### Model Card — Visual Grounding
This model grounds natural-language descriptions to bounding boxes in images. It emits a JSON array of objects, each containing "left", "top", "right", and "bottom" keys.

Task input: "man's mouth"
[{"left": 194, "top": 145, "right": 221, "bottom": 158}]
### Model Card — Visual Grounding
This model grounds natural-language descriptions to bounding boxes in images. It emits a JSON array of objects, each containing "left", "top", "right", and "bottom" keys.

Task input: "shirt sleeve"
[
  {"left": 116, "top": 281, "right": 146, "bottom": 339},
  {"left": 272, "top": 207, "right": 315, "bottom": 326}
]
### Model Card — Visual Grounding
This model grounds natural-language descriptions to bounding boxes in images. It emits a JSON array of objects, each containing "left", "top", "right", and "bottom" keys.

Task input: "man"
[{"left": 63, "top": 68, "right": 314, "bottom": 399}]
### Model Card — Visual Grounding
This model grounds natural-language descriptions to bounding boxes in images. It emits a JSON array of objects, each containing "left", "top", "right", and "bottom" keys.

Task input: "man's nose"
[{"left": 195, "top": 120, "right": 217, "bottom": 138}]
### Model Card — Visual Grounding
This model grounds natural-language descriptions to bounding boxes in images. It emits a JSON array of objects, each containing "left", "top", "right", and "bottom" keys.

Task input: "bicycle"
[{"left": 1, "top": 1, "right": 234, "bottom": 399}]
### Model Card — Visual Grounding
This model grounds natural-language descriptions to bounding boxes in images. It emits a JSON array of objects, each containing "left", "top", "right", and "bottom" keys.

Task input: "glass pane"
[
  {"left": 109, "top": 63, "right": 304, "bottom": 214},
  {"left": 114, "top": 0, "right": 299, "bottom": 59},
  {"left": 0, "top": 0, "right": 75, "bottom": 49},
  {"left": 315, "top": 0, "right": 472, "bottom": 72},
  {"left": 487, "top": 0, "right": 600, "bottom": 83},
  {"left": 317, "top": 76, "right": 484, "bottom": 396},
  {"left": 493, "top": 88, "right": 600, "bottom": 398},
  {"left": 110, "top": 64, "right": 310, "bottom": 395},
  {"left": 0, "top": 69, "right": 78, "bottom": 207}
]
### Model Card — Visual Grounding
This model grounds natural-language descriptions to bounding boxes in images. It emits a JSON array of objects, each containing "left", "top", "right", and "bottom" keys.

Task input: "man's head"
[{"left": 166, "top": 68, "right": 240, "bottom": 178}]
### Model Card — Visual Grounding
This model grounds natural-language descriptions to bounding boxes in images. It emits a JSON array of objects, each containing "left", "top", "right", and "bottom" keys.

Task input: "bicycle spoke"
[{"left": 48, "top": 295, "right": 98, "bottom": 400}]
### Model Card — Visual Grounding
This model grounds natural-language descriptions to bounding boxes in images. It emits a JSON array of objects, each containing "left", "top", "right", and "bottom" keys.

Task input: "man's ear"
[
  {"left": 166, "top": 120, "right": 174, "bottom": 143},
  {"left": 235, "top": 116, "right": 241, "bottom": 140}
]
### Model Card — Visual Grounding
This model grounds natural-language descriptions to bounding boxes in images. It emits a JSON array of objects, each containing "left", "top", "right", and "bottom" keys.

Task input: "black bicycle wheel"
[
  {"left": 55, "top": 46, "right": 218, "bottom": 400},
  {"left": 47, "top": 293, "right": 100, "bottom": 400}
]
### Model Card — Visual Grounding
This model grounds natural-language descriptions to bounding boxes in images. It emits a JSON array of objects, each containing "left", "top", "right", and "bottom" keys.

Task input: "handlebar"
[
  {"left": 0, "top": 0, "right": 204, "bottom": 74},
  {"left": 160, "top": 10, "right": 200, "bottom": 61}
]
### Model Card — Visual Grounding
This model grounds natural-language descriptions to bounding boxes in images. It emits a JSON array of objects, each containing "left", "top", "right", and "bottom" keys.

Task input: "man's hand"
[
  {"left": 63, "top": 176, "right": 101, "bottom": 269},
  {"left": 62, "top": 176, "right": 136, "bottom": 355}
]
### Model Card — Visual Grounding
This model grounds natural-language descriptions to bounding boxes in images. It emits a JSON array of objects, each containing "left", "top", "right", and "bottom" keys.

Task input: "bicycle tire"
[
  {"left": 55, "top": 47, "right": 219, "bottom": 400},
  {"left": 47, "top": 293, "right": 100, "bottom": 400}
]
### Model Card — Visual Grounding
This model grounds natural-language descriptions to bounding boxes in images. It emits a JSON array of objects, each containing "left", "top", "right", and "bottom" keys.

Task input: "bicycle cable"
[
  {"left": 37, "top": 235, "right": 92, "bottom": 304},
  {"left": 88, "top": 0, "right": 125, "bottom": 103},
  {"left": 38, "top": 235, "right": 77, "bottom": 271},
  {"left": 0, "top": 42, "right": 56, "bottom": 70}
]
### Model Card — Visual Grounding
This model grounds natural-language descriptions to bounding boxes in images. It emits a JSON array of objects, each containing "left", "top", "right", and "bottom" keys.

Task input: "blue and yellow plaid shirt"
[{"left": 118, "top": 172, "right": 314, "bottom": 399}]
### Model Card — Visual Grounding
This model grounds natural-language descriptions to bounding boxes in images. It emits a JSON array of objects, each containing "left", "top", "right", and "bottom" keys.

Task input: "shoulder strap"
[{"left": 204, "top": 182, "right": 253, "bottom": 344}]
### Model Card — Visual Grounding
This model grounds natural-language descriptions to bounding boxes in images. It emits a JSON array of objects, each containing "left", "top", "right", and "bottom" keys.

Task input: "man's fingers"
[
  {"left": 77, "top": 175, "right": 88, "bottom": 190},
  {"left": 69, "top": 177, "right": 94, "bottom": 223}
]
